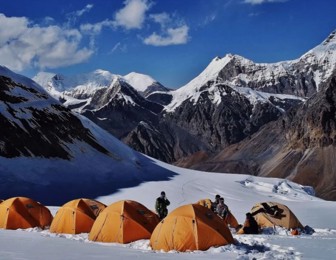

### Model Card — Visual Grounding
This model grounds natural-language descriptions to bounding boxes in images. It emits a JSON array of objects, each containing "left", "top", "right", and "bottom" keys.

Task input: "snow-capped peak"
[
  {"left": 322, "top": 30, "right": 336, "bottom": 46},
  {"left": 165, "top": 30, "right": 336, "bottom": 112},
  {"left": 303, "top": 30, "right": 336, "bottom": 60},
  {"left": 164, "top": 54, "right": 235, "bottom": 112},
  {"left": 123, "top": 72, "right": 157, "bottom": 92}
]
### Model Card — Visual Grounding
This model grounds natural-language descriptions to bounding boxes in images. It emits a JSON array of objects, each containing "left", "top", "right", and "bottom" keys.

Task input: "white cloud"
[
  {"left": 79, "top": 0, "right": 151, "bottom": 36},
  {"left": 244, "top": 0, "right": 288, "bottom": 4},
  {"left": 144, "top": 12, "right": 190, "bottom": 47},
  {"left": 0, "top": 13, "right": 93, "bottom": 71},
  {"left": 114, "top": 0, "right": 152, "bottom": 30},
  {"left": 143, "top": 25, "right": 189, "bottom": 46},
  {"left": 75, "top": 4, "right": 94, "bottom": 17}
]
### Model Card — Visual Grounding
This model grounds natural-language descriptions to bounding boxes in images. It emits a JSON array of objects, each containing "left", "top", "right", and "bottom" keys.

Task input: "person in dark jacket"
[
  {"left": 212, "top": 194, "right": 221, "bottom": 212},
  {"left": 155, "top": 191, "right": 170, "bottom": 220},
  {"left": 241, "top": 213, "right": 259, "bottom": 234}
]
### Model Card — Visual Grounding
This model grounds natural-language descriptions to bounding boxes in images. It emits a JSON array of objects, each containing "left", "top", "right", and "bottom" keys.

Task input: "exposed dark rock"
[
  {"left": 81, "top": 79, "right": 163, "bottom": 138},
  {"left": 0, "top": 75, "right": 109, "bottom": 159},
  {"left": 146, "top": 92, "right": 173, "bottom": 106}
]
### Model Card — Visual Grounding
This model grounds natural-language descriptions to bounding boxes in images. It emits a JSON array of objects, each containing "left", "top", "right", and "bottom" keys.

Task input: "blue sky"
[{"left": 0, "top": 0, "right": 335, "bottom": 88}]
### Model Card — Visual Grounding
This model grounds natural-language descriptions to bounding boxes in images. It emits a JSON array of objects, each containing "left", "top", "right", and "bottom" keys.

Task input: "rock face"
[
  {"left": 0, "top": 72, "right": 108, "bottom": 159},
  {"left": 192, "top": 73, "right": 336, "bottom": 200},
  {"left": 165, "top": 83, "right": 289, "bottom": 150},
  {"left": 81, "top": 78, "right": 163, "bottom": 138},
  {"left": 123, "top": 121, "right": 210, "bottom": 163}
]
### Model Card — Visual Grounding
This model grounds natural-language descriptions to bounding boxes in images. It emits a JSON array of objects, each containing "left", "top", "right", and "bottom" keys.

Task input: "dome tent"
[
  {"left": 50, "top": 198, "right": 106, "bottom": 234},
  {"left": 0, "top": 197, "right": 52, "bottom": 229},
  {"left": 89, "top": 200, "right": 159, "bottom": 244},
  {"left": 150, "top": 204, "right": 234, "bottom": 252},
  {"left": 249, "top": 202, "right": 304, "bottom": 230}
]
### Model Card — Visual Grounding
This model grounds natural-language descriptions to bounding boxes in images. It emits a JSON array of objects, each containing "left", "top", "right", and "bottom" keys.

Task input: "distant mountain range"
[{"left": 32, "top": 30, "right": 336, "bottom": 200}]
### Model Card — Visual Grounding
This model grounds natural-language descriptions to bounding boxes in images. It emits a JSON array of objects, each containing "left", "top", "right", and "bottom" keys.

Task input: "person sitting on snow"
[
  {"left": 216, "top": 197, "right": 229, "bottom": 219},
  {"left": 239, "top": 213, "right": 259, "bottom": 234},
  {"left": 155, "top": 191, "right": 170, "bottom": 220}
]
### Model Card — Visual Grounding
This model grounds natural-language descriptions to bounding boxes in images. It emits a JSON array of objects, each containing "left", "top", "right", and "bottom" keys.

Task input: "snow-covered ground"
[{"left": 1, "top": 161, "right": 336, "bottom": 259}]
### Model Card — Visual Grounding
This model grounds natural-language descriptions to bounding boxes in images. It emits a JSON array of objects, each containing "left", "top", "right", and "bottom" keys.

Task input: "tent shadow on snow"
[{"left": 0, "top": 154, "right": 177, "bottom": 206}]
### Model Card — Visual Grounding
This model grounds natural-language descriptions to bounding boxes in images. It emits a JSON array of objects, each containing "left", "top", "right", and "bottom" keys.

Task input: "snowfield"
[{"left": 1, "top": 161, "right": 336, "bottom": 259}]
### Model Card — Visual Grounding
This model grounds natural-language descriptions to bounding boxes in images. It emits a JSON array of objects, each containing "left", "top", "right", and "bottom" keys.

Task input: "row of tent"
[{"left": 0, "top": 197, "right": 304, "bottom": 252}]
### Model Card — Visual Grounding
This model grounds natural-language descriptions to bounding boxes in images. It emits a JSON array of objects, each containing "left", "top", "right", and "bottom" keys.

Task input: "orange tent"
[
  {"left": 197, "top": 198, "right": 239, "bottom": 229},
  {"left": 150, "top": 204, "right": 234, "bottom": 252},
  {"left": 50, "top": 198, "right": 106, "bottom": 234},
  {"left": 249, "top": 202, "right": 304, "bottom": 230},
  {"left": 0, "top": 197, "right": 52, "bottom": 229},
  {"left": 225, "top": 211, "right": 239, "bottom": 229},
  {"left": 89, "top": 200, "right": 159, "bottom": 244}
]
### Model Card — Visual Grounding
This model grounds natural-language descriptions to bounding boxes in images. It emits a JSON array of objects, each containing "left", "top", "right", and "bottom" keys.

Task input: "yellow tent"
[
  {"left": 150, "top": 204, "right": 234, "bottom": 252},
  {"left": 250, "top": 202, "right": 304, "bottom": 229},
  {"left": 89, "top": 200, "right": 159, "bottom": 244},
  {"left": 0, "top": 197, "right": 52, "bottom": 229},
  {"left": 50, "top": 198, "right": 106, "bottom": 234},
  {"left": 197, "top": 198, "right": 239, "bottom": 229},
  {"left": 197, "top": 198, "right": 212, "bottom": 209}
]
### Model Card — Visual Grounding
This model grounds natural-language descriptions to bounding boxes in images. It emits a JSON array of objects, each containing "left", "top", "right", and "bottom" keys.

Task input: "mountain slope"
[
  {"left": 192, "top": 72, "right": 336, "bottom": 200},
  {"left": 0, "top": 66, "right": 174, "bottom": 205},
  {"left": 81, "top": 77, "right": 163, "bottom": 138}
]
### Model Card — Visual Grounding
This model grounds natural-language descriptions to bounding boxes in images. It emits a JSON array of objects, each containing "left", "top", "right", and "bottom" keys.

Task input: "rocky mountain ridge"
[
  {"left": 34, "top": 30, "right": 336, "bottom": 164},
  {"left": 190, "top": 73, "right": 336, "bottom": 200}
]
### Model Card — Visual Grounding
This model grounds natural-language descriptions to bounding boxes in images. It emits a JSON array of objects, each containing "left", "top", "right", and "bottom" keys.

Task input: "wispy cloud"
[
  {"left": 0, "top": 13, "right": 93, "bottom": 71},
  {"left": 114, "top": 0, "right": 152, "bottom": 30},
  {"left": 80, "top": 20, "right": 114, "bottom": 35},
  {"left": 109, "top": 42, "right": 127, "bottom": 54},
  {"left": 248, "top": 12, "right": 261, "bottom": 17},
  {"left": 149, "top": 13, "right": 172, "bottom": 28},
  {"left": 143, "top": 13, "right": 190, "bottom": 46},
  {"left": 66, "top": 4, "right": 94, "bottom": 26},
  {"left": 75, "top": 4, "right": 94, "bottom": 17},
  {"left": 202, "top": 14, "right": 217, "bottom": 26},
  {"left": 243, "top": 0, "right": 288, "bottom": 5}
]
